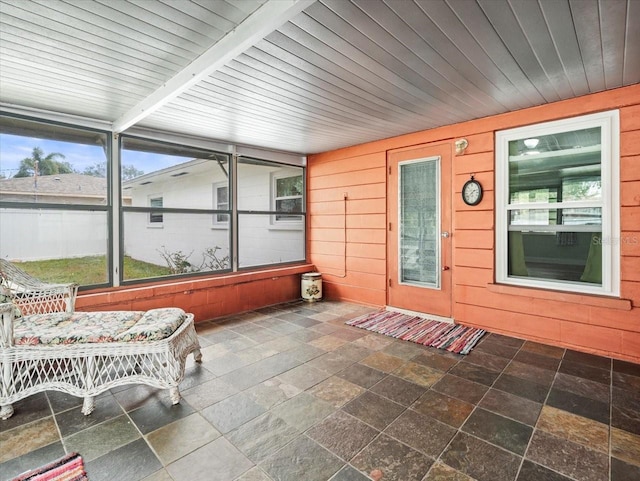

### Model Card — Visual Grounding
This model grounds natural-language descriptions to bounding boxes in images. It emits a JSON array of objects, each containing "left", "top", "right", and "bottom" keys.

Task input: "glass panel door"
[{"left": 399, "top": 158, "right": 439, "bottom": 288}]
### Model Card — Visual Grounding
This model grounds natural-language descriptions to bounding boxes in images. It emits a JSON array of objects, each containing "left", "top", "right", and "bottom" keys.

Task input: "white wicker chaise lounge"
[{"left": 0, "top": 259, "right": 202, "bottom": 420}]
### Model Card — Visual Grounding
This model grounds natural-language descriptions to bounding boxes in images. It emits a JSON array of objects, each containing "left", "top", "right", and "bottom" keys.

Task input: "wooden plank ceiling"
[{"left": 0, "top": 0, "right": 638, "bottom": 154}]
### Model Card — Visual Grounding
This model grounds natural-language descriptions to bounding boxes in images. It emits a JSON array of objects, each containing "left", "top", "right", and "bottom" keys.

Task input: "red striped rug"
[
  {"left": 12, "top": 452, "right": 87, "bottom": 481},
  {"left": 346, "top": 310, "right": 485, "bottom": 355}
]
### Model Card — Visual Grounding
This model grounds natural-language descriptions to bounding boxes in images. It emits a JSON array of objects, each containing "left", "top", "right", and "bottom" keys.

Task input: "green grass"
[
  {"left": 123, "top": 256, "right": 172, "bottom": 281},
  {"left": 14, "top": 256, "right": 171, "bottom": 286}
]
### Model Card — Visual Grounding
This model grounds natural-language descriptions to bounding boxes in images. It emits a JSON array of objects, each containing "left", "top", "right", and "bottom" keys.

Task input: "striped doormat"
[
  {"left": 12, "top": 452, "right": 87, "bottom": 481},
  {"left": 346, "top": 310, "right": 485, "bottom": 355}
]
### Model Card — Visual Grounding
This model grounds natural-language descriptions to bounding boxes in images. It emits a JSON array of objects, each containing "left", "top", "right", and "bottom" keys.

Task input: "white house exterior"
[{"left": 122, "top": 158, "right": 304, "bottom": 270}]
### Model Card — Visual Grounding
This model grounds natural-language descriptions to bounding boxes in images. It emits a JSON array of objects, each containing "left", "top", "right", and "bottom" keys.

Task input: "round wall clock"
[{"left": 462, "top": 175, "right": 483, "bottom": 206}]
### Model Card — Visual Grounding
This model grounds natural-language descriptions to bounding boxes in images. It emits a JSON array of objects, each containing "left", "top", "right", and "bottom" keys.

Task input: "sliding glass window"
[
  {"left": 120, "top": 137, "right": 231, "bottom": 282},
  {"left": 495, "top": 110, "right": 619, "bottom": 296},
  {"left": 0, "top": 115, "right": 111, "bottom": 287},
  {"left": 237, "top": 158, "right": 305, "bottom": 268}
]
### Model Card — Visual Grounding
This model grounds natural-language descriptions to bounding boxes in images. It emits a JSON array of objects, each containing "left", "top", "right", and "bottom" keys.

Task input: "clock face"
[{"left": 463, "top": 179, "right": 482, "bottom": 206}]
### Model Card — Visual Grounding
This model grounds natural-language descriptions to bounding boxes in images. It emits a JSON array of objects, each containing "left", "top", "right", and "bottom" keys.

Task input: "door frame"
[{"left": 386, "top": 141, "right": 453, "bottom": 319}]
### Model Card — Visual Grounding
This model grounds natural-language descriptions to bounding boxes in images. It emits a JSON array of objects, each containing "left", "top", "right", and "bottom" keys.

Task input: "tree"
[
  {"left": 83, "top": 162, "right": 143, "bottom": 180},
  {"left": 83, "top": 162, "right": 106, "bottom": 178},
  {"left": 14, "top": 147, "right": 74, "bottom": 177},
  {"left": 122, "top": 164, "right": 144, "bottom": 180}
]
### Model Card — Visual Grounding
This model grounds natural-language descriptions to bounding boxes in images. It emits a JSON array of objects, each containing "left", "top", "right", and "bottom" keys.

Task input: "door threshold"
[{"left": 385, "top": 306, "right": 454, "bottom": 324}]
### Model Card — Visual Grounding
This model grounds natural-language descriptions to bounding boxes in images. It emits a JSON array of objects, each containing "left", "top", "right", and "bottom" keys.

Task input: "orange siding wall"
[
  {"left": 308, "top": 151, "right": 388, "bottom": 305},
  {"left": 76, "top": 264, "right": 313, "bottom": 322},
  {"left": 308, "top": 84, "right": 640, "bottom": 363}
]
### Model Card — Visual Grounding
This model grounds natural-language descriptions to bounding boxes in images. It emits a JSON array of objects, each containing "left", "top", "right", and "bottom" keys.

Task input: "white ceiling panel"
[{"left": 1, "top": 0, "right": 638, "bottom": 155}]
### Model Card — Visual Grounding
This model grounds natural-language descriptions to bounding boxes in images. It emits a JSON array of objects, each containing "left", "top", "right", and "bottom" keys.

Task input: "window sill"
[
  {"left": 268, "top": 224, "right": 304, "bottom": 231},
  {"left": 487, "top": 283, "right": 632, "bottom": 311}
]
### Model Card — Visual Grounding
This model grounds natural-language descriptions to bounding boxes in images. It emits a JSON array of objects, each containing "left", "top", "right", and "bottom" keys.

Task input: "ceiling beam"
[{"left": 112, "top": 0, "right": 315, "bottom": 133}]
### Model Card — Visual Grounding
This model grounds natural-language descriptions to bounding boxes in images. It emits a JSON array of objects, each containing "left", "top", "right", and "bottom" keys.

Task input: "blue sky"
[{"left": 0, "top": 134, "right": 187, "bottom": 178}]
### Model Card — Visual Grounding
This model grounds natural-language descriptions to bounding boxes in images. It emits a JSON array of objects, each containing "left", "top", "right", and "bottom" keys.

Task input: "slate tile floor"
[{"left": 1, "top": 300, "right": 639, "bottom": 481}]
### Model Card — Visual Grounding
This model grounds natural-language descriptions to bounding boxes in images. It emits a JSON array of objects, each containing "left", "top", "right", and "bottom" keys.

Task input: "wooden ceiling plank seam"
[
  {"left": 280, "top": 18, "right": 469, "bottom": 124},
  {"left": 0, "top": 84, "right": 132, "bottom": 119},
  {"left": 244, "top": 44, "right": 429, "bottom": 123},
  {"left": 140, "top": 112, "right": 364, "bottom": 152},
  {"left": 302, "top": 2, "right": 491, "bottom": 119},
  {"left": 217, "top": 58, "right": 409, "bottom": 128},
  {"left": 598, "top": 0, "right": 628, "bottom": 89},
  {"left": 622, "top": 0, "right": 640, "bottom": 85},
  {"left": 91, "top": 0, "right": 227, "bottom": 51},
  {"left": 0, "top": 44, "right": 160, "bottom": 92},
  {"left": 0, "top": 2, "right": 190, "bottom": 70},
  {"left": 171, "top": 0, "right": 275, "bottom": 33},
  {"left": 404, "top": 0, "right": 530, "bottom": 111},
  {"left": 148, "top": 105, "right": 366, "bottom": 144},
  {"left": 0, "top": 18, "right": 179, "bottom": 78},
  {"left": 346, "top": 0, "right": 510, "bottom": 113},
  {"left": 180, "top": 76, "right": 392, "bottom": 137},
  {"left": 112, "top": 0, "right": 316, "bottom": 133},
  {"left": 0, "top": 62, "right": 144, "bottom": 100},
  {"left": 322, "top": 0, "right": 505, "bottom": 115},
  {"left": 538, "top": 0, "right": 590, "bottom": 97},
  {"left": 37, "top": 0, "right": 203, "bottom": 60},
  {"left": 233, "top": 48, "right": 413, "bottom": 124},
  {"left": 569, "top": 0, "right": 606, "bottom": 92},
  {"left": 158, "top": 90, "right": 388, "bottom": 137},
  {"left": 0, "top": 73, "right": 141, "bottom": 111},
  {"left": 0, "top": 75, "right": 135, "bottom": 105},
  {"left": 1, "top": 25, "right": 171, "bottom": 83},
  {"left": 190, "top": 0, "right": 268, "bottom": 18},
  {"left": 258, "top": 33, "right": 441, "bottom": 119},
  {"left": 446, "top": 0, "right": 547, "bottom": 106},
  {"left": 509, "top": 0, "right": 577, "bottom": 99},
  {"left": 161, "top": 82, "right": 442, "bottom": 148},
  {"left": 56, "top": 0, "right": 214, "bottom": 53},
  {"left": 181, "top": 79, "right": 360, "bottom": 130},
  {"left": 477, "top": 0, "right": 562, "bottom": 103},
  {"left": 288, "top": 9, "right": 470, "bottom": 120},
  {"left": 0, "top": 54, "right": 154, "bottom": 99}
]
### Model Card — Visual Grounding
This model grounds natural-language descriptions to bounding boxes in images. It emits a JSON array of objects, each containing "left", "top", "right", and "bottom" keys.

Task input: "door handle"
[
  {"left": 442, "top": 266, "right": 450, "bottom": 271},
  {"left": 441, "top": 231, "right": 450, "bottom": 238}
]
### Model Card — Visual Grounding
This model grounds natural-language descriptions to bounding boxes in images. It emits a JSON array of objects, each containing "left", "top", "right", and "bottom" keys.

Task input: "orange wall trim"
[
  {"left": 76, "top": 264, "right": 315, "bottom": 322},
  {"left": 308, "top": 84, "right": 640, "bottom": 363}
]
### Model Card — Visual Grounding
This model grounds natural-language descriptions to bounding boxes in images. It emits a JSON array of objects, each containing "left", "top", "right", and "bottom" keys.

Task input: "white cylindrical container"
[{"left": 301, "top": 272, "right": 322, "bottom": 302}]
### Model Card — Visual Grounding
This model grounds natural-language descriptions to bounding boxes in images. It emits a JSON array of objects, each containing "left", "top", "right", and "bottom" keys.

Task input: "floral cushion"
[
  {"left": 14, "top": 308, "right": 186, "bottom": 346},
  {"left": 116, "top": 308, "right": 186, "bottom": 342}
]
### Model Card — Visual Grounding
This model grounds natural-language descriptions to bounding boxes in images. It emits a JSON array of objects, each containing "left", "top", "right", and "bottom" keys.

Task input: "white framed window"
[
  {"left": 495, "top": 110, "right": 619, "bottom": 296},
  {"left": 148, "top": 196, "right": 163, "bottom": 225},
  {"left": 272, "top": 173, "right": 303, "bottom": 224},
  {"left": 213, "top": 182, "right": 229, "bottom": 225}
]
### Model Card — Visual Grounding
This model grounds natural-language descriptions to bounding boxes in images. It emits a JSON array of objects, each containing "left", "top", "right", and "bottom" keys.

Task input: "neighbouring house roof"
[
  {"left": 0, "top": 173, "right": 107, "bottom": 197},
  {"left": 0, "top": 173, "right": 134, "bottom": 204},
  {"left": 122, "top": 157, "right": 232, "bottom": 191}
]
